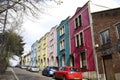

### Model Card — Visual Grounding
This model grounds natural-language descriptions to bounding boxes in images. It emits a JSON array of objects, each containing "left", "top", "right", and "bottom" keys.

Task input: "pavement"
[{"left": 0, "top": 67, "right": 17, "bottom": 80}]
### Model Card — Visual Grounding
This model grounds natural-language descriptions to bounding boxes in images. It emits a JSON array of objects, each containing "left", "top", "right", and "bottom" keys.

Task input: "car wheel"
[
  {"left": 63, "top": 76, "right": 67, "bottom": 80},
  {"left": 53, "top": 74, "right": 56, "bottom": 79},
  {"left": 47, "top": 74, "right": 50, "bottom": 77}
]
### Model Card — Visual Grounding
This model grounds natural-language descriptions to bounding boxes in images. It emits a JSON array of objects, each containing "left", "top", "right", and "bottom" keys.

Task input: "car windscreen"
[
  {"left": 52, "top": 67, "right": 59, "bottom": 70},
  {"left": 32, "top": 66, "right": 38, "bottom": 68},
  {"left": 70, "top": 68, "right": 80, "bottom": 72}
]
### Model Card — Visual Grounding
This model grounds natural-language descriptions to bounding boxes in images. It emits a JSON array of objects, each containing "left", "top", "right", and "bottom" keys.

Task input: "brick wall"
[{"left": 92, "top": 8, "right": 120, "bottom": 80}]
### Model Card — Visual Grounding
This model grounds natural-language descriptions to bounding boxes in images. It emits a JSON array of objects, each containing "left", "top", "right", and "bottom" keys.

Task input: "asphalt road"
[{"left": 12, "top": 67, "right": 55, "bottom": 80}]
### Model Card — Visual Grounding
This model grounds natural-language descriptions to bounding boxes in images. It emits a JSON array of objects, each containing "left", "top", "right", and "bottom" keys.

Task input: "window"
[
  {"left": 75, "top": 15, "right": 82, "bottom": 29},
  {"left": 76, "top": 35, "right": 79, "bottom": 47},
  {"left": 51, "top": 56, "right": 54, "bottom": 66},
  {"left": 80, "top": 51, "right": 87, "bottom": 68},
  {"left": 60, "top": 26, "right": 65, "bottom": 36},
  {"left": 100, "top": 29, "right": 110, "bottom": 45},
  {"left": 60, "top": 39, "right": 65, "bottom": 50},
  {"left": 50, "top": 32, "right": 54, "bottom": 41},
  {"left": 78, "top": 15, "right": 82, "bottom": 26},
  {"left": 38, "top": 56, "right": 40, "bottom": 61},
  {"left": 116, "top": 23, "right": 120, "bottom": 39},
  {"left": 50, "top": 44, "right": 54, "bottom": 52},
  {"left": 75, "top": 18, "right": 78, "bottom": 28},
  {"left": 75, "top": 32, "right": 84, "bottom": 47}
]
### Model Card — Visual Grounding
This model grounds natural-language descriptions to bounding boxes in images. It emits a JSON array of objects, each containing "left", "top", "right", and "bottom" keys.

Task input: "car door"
[
  {"left": 56, "top": 67, "right": 63, "bottom": 78},
  {"left": 59, "top": 67, "right": 67, "bottom": 79},
  {"left": 59, "top": 67, "right": 64, "bottom": 78}
]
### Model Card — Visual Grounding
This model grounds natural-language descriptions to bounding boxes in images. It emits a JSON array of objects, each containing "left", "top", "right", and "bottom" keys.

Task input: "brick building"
[{"left": 92, "top": 8, "right": 120, "bottom": 80}]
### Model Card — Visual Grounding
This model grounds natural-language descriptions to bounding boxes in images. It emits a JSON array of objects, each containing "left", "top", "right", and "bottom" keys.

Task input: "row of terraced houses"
[{"left": 22, "top": 2, "right": 120, "bottom": 80}]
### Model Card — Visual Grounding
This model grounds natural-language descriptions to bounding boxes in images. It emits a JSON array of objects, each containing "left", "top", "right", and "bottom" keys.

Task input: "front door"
[
  {"left": 103, "top": 55, "right": 115, "bottom": 80},
  {"left": 62, "top": 55, "right": 65, "bottom": 66},
  {"left": 70, "top": 55, "right": 74, "bottom": 66}
]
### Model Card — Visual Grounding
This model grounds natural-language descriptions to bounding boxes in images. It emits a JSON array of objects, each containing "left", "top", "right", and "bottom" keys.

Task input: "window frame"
[
  {"left": 60, "top": 39, "right": 65, "bottom": 50},
  {"left": 60, "top": 26, "right": 65, "bottom": 36},
  {"left": 75, "top": 32, "right": 84, "bottom": 47},
  {"left": 80, "top": 50, "right": 87, "bottom": 69},
  {"left": 100, "top": 29, "right": 110, "bottom": 45},
  {"left": 74, "top": 15, "right": 82, "bottom": 29},
  {"left": 116, "top": 23, "right": 120, "bottom": 39}
]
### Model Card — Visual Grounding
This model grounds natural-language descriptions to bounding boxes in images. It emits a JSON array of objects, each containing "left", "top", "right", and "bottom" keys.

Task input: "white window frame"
[
  {"left": 74, "top": 15, "right": 82, "bottom": 29},
  {"left": 100, "top": 29, "right": 110, "bottom": 45},
  {"left": 74, "top": 18, "right": 78, "bottom": 29},
  {"left": 60, "top": 39, "right": 65, "bottom": 50},
  {"left": 60, "top": 26, "right": 65, "bottom": 36},
  {"left": 116, "top": 23, "right": 120, "bottom": 39},
  {"left": 80, "top": 50, "right": 87, "bottom": 69},
  {"left": 75, "top": 32, "right": 84, "bottom": 47},
  {"left": 78, "top": 15, "right": 82, "bottom": 26}
]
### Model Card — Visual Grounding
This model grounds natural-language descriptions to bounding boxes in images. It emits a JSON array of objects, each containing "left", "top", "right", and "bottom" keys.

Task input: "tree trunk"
[
  {"left": 0, "top": 47, "right": 8, "bottom": 74},
  {"left": 0, "top": 58, "right": 7, "bottom": 74}
]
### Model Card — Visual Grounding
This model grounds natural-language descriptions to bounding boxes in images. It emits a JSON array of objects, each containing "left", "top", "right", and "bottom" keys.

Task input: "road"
[{"left": 12, "top": 67, "right": 55, "bottom": 80}]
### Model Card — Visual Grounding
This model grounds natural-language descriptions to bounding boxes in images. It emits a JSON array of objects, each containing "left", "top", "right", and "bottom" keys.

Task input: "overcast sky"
[{"left": 21, "top": 0, "right": 120, "bottom": 52}]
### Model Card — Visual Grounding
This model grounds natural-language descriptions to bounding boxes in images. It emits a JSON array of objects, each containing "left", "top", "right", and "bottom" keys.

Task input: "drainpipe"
[{"left": 88, "top": 1, "right": 99, "bottom": 80}]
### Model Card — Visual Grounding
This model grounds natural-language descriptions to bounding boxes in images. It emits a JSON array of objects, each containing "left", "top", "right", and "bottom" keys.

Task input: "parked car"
[
  {"left": 20, "top": 65, "right": 27, "bottom": 69},
  {"left": 53, "top": 66, "right": 83, "bottom": 80},
  {"left": 42, "top": 66, "right": 59, "bottom": 76},
  {"left": 26, "top": 66, "right": 32, "bottom": 71},
  {"left": 29, "top": 66, "right": 39, "bottom": 72}
]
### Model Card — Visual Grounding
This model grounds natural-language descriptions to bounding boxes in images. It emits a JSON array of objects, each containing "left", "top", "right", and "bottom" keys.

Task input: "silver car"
[{"left": 30, "top": 66, "right": 39, "bottom": 72}]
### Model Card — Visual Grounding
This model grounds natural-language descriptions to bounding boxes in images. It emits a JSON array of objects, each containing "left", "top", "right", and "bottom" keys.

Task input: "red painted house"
[{"left": 69, "top": 2, "right": 96, "bottom": 79}]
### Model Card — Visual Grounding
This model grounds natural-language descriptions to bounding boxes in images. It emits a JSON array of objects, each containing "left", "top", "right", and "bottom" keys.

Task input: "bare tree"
[
  {"left": 0, "top": 0, "right": 63, "bottom": 74},
  {"left": 0, "top": 0, "right": 63, "bottom": 32}
]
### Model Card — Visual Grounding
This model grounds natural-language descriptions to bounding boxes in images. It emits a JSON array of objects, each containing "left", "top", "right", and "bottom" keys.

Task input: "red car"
[{"left": 53, "top": 66, "right": 83, "bottom": 80}]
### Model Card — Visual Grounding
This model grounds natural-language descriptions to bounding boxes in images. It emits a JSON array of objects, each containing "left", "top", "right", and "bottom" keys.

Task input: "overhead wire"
[{"left": 90, "top": 0, "right": 111, "bottom": 9}]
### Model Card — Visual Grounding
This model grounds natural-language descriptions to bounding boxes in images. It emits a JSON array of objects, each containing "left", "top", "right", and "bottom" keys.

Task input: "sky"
[{"left": 21, "top": 0, "right": 120, "bottom": 53}]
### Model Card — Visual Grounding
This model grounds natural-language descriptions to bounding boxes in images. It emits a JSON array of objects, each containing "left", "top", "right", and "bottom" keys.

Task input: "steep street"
[{"left": 12, "top": 67, "right": 54, "bottom": 80}]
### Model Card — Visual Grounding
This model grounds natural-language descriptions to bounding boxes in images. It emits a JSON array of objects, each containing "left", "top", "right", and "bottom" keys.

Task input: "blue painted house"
[
  {"left": 31, "top": 43, "right": 35, "bottom": 66},
  {"left": 57, "top": 16, "right": 70, "bottom": 67}
]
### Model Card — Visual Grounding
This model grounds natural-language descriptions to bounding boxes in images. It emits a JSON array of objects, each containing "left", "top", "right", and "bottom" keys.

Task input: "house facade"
[
  {"left": 39, "top": 37, "right": 44, "bottom": 70},
  {"left": 37, "top": 38, "right": 42, "bottom": 70},
  {"left": 69, "top": 2, "right": 96, "bottom": 79},
  {"left": 92, "top": 8, "right": 120, "bottom": 80},
  {"left": 57, "top": 16, "right": 70, "bottom": 67},
  {"left": 31, "top": 43, "right": 36, "bottom": 66},
  {"left": 48, "top": 26, "right": 57, "bottom": 66},
  {"left": 40, "top": 33, "right": 49, "bottom": 70},
  {"left": 34, "top": 40, "right": 39, "bottom": 66},
  {"left": 24, "top": 52, "right": 31, "bottom": 66}
]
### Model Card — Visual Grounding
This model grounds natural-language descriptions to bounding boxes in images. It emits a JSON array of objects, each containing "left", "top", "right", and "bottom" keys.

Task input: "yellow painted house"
[
  {"left": 37, "top": 37, "right": 43, "bottom": 70},
  {"left": 39, "top": 32, "right": 49, "bottom": 70}
]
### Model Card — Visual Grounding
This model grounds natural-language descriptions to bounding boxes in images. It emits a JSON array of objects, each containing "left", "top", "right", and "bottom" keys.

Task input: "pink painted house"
[
  {"left": 48, "top": 26, "right": 57, "bottom": 66},
  {"left": 69, "top": 2, "right": 96, "bottom": 79}
]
